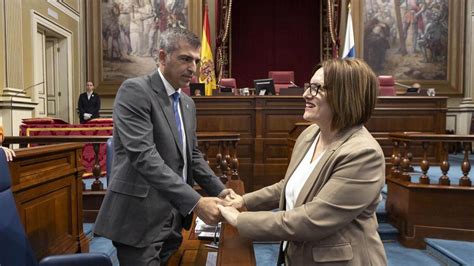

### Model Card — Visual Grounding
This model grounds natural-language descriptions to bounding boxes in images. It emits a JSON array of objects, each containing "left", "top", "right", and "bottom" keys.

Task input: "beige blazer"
[{"left": 237, "top": 124, "right": 387, "bottom": 265}]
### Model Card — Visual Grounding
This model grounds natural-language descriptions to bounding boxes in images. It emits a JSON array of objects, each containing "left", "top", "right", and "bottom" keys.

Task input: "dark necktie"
[{"left": 172, "top": 92, "right": 183, "bottom": 148}]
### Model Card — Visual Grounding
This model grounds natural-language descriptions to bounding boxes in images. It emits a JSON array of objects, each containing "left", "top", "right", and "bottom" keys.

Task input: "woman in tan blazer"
[{"left": 219, "top": 58, "right": 388, "bottom": 265}]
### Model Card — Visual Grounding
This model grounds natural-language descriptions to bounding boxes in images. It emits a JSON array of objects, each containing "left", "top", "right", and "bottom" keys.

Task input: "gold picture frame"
[
  {"left": 351, "top": 0, "right": 465, "bottom": 95},
  {"left": 86, "top": 0, "right": 202, "bottom": 96}
]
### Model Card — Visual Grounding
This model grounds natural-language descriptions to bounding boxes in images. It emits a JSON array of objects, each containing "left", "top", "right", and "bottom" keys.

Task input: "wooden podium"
[{"left": 170, "top": 180, "right": 256, "bottom": 266}]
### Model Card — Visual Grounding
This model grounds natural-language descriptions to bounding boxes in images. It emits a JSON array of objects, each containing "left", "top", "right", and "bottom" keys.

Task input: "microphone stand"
[
  {"left": 289, "top": 81, "right": 299, "bottom": 87},
  {"left": 9, "top": 81, "right": 44, "bottom": 138},
  {"left": 204, "top": 223, "right": 220, "bottom": 249},
  {"left": 394, "top": 82, "right": 411, "bottom": 89}
]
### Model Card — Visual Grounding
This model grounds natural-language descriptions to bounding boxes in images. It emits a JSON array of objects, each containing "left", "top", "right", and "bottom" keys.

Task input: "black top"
[{"left": 78, "top": 92, "right": 101, "bottom": 123}]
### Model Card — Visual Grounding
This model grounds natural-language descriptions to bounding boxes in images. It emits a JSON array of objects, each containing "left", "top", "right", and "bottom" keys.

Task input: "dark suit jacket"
[
  {"left": 78, "top": 92, "right": 101, "bottom": 123},
  {"left": 94, "top": 71, "right": 225, "bottom": 247}
]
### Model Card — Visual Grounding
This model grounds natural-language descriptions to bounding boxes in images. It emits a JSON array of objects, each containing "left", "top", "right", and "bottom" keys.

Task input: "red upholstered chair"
[
  {"left": 268, "top": 71, "right": 295, "bottom": 94},
  {"left": 378, "top": 75, "right": 396, "bottom": 96},
  {"left": 219, "top": 78, "right": 237, "bottom": 89}
]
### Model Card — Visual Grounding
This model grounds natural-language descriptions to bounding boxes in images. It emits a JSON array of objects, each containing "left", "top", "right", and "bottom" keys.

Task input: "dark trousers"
[{"left": 113, "top": 209, "right": 183, "bottom": 266}]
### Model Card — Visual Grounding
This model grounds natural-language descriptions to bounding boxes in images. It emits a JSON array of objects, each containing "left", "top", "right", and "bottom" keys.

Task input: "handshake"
[{"left": 194, "top": 188, "right": 244, "bottom": 227}]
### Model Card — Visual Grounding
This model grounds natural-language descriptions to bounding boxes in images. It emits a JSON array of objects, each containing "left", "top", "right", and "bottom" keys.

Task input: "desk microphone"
[
  {"left": 10, "top": 81, "right": 44, "bottom": 137},
  {"left": 289, "top": 81, "right": 299, "bottom": 87},
  {"left": 394, "top": 82, "right": 411, "bottom": 89}
]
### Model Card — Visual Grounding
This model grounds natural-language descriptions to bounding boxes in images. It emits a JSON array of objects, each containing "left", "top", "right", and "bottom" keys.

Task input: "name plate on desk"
[
  {"left": 198, "top": 231, "right": 220, "bottom": 240},
  {"left": 279, "top": 87, "right": 304, "bottom": 95}
]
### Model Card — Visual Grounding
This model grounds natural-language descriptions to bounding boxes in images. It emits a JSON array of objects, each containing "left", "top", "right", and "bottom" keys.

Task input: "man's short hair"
[
  {"left": 159, "top": 27, "right": 201, "bottom": 54},
  {"left": 316, "top": 58, "right": 378, "bottom": 132}
]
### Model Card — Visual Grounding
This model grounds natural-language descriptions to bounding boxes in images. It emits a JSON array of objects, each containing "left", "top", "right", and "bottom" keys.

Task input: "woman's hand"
[
  {"left": 217, "top": 205, "right": 240, "bottom": 226},
  {"left": 221, "top": 189, "right": 245, "bottom": 209},
  {"left": 1, "top": 146, "right": 15, "bottom": 161}
]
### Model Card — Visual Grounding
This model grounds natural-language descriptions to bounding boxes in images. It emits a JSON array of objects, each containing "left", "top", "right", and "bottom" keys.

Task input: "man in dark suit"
[
  {"left": 94, "top": 28, "right": 229, "bottom": 265},
  {"left": 78, "top": 81, "right": 101, "bottom": 123}
]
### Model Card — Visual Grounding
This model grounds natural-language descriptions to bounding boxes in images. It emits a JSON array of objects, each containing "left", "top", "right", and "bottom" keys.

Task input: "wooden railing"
[
  {"left": 386, "top": 132, "right": 474, "bottom": 248},
  {"left": 3, "top": 133, "right": 241, "bottom": 192},
  {"left": 389, "top": 132, "right": 473, "bottom": 187}
]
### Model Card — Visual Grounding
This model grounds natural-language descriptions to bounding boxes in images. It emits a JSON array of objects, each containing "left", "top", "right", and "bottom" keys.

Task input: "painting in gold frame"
[
  {"left": 351, "top": 0, "right": 465, "bottom": 95},
  {"left": 86, "top": 0, "right": 202, "bottom": 95}
]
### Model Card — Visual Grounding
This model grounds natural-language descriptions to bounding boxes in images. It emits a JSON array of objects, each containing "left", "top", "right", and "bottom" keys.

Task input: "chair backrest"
[
  {"left": 268, "top": 71, "right": 295, "bottom": 94},
  {"left": 106, "top": 137, "right": 114, "bottom": 185},
  {"left": 0, "top": 150, "right": 38, "bottom": 266},
  {"left": 219, "top": 78, "right": 237, "bottom": 89},
  {"left": 378, "top": 75, "right": 396, "bottom": 96}
]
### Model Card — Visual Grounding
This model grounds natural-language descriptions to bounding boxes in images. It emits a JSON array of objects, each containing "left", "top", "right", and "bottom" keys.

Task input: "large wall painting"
[
  {"left": 354, "top": 0, "right": 465, "bottom": 94},
  {"left": 87, "top": 0, "right": 201, "bottom": 95},
  {"left": 101, "top": 0, "right": 189, "bottom": 81}
]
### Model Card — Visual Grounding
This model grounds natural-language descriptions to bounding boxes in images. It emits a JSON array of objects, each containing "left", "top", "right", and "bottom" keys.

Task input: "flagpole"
[
  {"left": 342, "top": 2, "right": 355, "bottom": 58},
  {"left": 199, "top": 2, "right": 217, "bottom": 96}
]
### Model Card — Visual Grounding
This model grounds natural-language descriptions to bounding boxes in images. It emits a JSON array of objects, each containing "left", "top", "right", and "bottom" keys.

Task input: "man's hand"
[
  {"left": 220, "top": 189, "right": 245, "bottom": 209},
  {"left": 194, "top": 197, "right": 226, "bottom": 225},
  {"left": 217, "top": 205, "right": 240, "bottom": 226},
  {"left": 83, "top": 113, "right": 92, "bottom": 120},
  {"left": 1, "top": 146, "right": 15, "bottom": 162}
]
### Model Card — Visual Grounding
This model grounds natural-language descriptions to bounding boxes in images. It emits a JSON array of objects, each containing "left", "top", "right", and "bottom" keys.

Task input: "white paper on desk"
[
  {"left": 206, "top": 252, "right": 217, "bottom": 266},
  {"left": 194, "top": 218, "right": 221, "bottom": 233},
  {"left": 198, "top": 231, "right": 220, "bottom": 238}
]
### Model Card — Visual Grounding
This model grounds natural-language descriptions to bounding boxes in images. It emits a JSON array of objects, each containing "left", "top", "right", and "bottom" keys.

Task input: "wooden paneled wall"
[{"left": 194, "top": 96, "right": 447, "bottom": 192}]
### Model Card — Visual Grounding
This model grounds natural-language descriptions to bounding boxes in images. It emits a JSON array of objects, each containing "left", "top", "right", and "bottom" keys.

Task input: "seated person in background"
[
  {"left": 194, "top": 88, "right": 202, "bottom": 96},
  {"left": 0, "top": 126, "right": 15, "bottom": 161},
  {"left": 78, "top": 81, "right": 101, "bottom": 123},
  {"left": 219, "top": 58, "right": 388, "bottom": 265}
]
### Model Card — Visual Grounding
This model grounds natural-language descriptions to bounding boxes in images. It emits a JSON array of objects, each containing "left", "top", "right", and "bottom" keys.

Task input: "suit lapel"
[
  {"left": 180, "top": 96, "right": 193, "bottom": 156},
  {"left": 279, "top": 125, "right": 319, "bottom": 209},
  {"left": 294, "top": 126, "right": 363, "bottom": 207},
  {"left": 149, "top": 71, "right": 184, "bottom": 158}
]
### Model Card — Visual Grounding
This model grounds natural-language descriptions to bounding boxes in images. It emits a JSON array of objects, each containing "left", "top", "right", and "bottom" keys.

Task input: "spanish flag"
[{"left": 199, "top": 6, "right": 217, "bottom": 96}]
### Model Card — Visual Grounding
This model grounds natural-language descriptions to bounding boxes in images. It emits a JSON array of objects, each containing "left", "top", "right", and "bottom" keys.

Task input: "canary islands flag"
[
  {"left": 342, "top": 4, "right": 355, "bottom": 58},
  {"left": 199, "top": 7, "right": 216, "bottom": 96}
]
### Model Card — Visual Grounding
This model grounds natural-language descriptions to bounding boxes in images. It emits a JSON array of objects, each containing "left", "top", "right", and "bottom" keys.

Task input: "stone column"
[{"left": 0, "top": 88, "right": 37, "bottom": 136}]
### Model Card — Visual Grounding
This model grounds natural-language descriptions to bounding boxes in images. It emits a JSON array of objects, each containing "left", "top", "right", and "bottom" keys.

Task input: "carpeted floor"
[{"left": 87, "top": 154, "right": 474, "bottom": 265}]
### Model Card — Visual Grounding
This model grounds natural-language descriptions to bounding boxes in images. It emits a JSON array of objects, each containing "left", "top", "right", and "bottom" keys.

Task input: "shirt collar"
[{"left": 158, "top": 68, "right": 181, "bottom": 97}]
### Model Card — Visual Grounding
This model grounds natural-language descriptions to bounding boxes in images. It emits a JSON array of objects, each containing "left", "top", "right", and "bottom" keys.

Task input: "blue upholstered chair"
[
  {"left": 106, "top": 137, "right": 114, "bottom": 185},
  {"left": 0, "top": 150, "right": 112, "bottom": 266}
]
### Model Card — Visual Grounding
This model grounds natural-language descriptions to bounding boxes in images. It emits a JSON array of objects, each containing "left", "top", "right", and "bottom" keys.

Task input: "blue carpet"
[
  {"left": 83, "top": 177, "right": 108, "bottom": 190},
  {"left": 426, "top": 238, "right": 474, "bottom": 265},
  {"left": 384, "top": 242, "right": 442, "bottom": 266},
  {"left": 253, "top": 243, "right": 279, "bottom": 266},
  {"left": 89, "top": 236, "right": 119, "bottom": 266},
  {"left": 83, "top": 223, "right": 94, "bottom": 241}
]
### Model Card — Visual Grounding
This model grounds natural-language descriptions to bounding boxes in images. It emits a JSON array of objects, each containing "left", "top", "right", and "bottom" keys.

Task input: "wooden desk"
[
  {"left": 9, "top": 143, "right": 87, "bottom": 260},
  {"left": 194, "top": 96, "right": 447, "bottom": 191}
]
